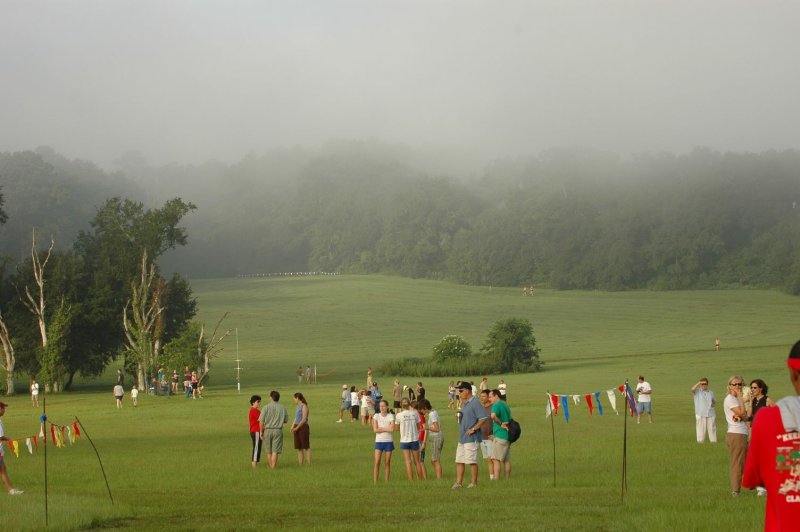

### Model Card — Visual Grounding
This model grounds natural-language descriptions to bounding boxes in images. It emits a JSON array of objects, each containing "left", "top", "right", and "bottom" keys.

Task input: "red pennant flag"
[
  {"left": 584, "top": 394, "right": 594, "bottom": 415},
  {"left": 617, "top": 384, "right": 625, "bottom": 393},
  {"left": 550, "top": 394, "right": 559, "bottom": 415},
  {"left": 50, "top": 424, "right": 57, "bottom": 445},
  {"left": 33, "top": 436, "right": 39, "bottom": 451},
  {"left": 73, "top": 422, "right": 81, "bottom": 437}
]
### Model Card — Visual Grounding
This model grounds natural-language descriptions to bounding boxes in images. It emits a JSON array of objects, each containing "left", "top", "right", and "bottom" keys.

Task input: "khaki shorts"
[
  {"left": 428, "top": 433, "right": 444, "bottom": 462},
  {"left": 455, "top": 442, "right": 479, "bottom": 464},
  {"left": 480, "top": 439, "right": 493, "bottom": 459},
  {"left": 263, "top": 428, "right": 284, "bottom": 454},
  {"left": 491, "top": 437, "right": 510, "bottom": 461}
]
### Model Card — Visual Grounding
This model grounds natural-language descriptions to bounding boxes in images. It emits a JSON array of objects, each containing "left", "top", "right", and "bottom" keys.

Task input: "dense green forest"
[{"left": 2, "top": 144, "right": 800, "bottom": 293}]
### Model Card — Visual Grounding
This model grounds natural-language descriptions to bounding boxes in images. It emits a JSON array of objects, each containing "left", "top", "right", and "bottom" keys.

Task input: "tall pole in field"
[
  {"left": 235, "top": 328, "right": 241, "bottom": 392},
  {"left": 621, "top": 380, "right": 629, "bottom": 503},
  {"left": 548, "top": 392, "right": 556, "bottom": 487},
  {"left": 43, "top": 397, "right": 48, "bottom": 526}
]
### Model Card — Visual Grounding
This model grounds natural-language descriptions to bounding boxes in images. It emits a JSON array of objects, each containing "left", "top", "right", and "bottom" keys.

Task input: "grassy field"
[{"left": 1, "top": 275, "right": 797, "bottom": 530}]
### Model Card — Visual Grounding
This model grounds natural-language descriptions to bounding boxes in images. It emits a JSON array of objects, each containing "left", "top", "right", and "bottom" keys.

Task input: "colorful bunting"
[
  {"left": 561, "top": 395, "right": 570, "bottom": 423},
  {"left": 593, "top": 391, "right": 604, "bottom": 416},
  {"left": 606, "top": 389, "right": 618, "bottom": 414},
  {"left": 584, "top": 394, "right": 594, "bottom": 415}
]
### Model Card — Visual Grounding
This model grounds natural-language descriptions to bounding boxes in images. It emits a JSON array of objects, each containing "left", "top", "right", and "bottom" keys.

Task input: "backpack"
[{"left": 507, "top": 418, "right": 521, "bottom": 443}]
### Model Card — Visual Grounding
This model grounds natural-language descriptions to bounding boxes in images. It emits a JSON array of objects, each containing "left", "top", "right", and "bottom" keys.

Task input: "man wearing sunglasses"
[{"left": 743, "top": 341, "right": 800, "bottom": 530}]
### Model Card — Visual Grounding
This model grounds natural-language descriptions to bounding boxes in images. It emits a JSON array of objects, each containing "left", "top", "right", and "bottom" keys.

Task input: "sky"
[{"left": 1, "top": 0, "right": 798, "bottom": 170}]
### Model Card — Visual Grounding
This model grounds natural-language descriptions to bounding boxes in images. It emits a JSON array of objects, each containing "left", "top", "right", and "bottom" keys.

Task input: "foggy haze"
[{"left": 1, "top": 1, "right": 798, "bottom": 170}]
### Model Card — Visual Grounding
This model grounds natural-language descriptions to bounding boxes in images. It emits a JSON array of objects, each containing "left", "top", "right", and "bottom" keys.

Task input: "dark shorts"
[
  {"left": 400, "top": 441, "right": 420, "bottom": 451},
  {"left": 293, "top": 424, "right": 310, "bottom": 450},
  {"left": 375, "top": 441, "right": 394, "bottom": 452}
]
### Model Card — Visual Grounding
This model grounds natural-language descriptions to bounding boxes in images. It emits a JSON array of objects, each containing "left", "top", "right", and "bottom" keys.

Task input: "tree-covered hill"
[{"left": 2, "top": 144, "right": 800, "bottom": 293}]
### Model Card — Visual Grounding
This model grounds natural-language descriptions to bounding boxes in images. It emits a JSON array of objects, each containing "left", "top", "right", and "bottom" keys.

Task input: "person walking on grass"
[
  {"left": 395, "top": 398, "right": 423, "bottom": 480},
  {"left": 691, "top": 378, "right": 717, "bottom": 443},
  {"left": 743, "top": 340, "right": 800, "bottom": 528},
  {"left": 420, "top": 399, "right": 444, "bottom": 480},
  {"left": 248, "top": 395, "right": 262, "bottom": 468},
  {"left": 0, "top": 402, "right": 23, "bottom": 495},
  {"left": 337, "top": 384, "right": 350, "bottom": 423},
  {"left": 372, "top": 400, "right": 395, "bottom": 482},
  {"left": 490, "top": 389, "right": 512, "bottom": 480},
  {"left": 452, "top": 381, "right": 488, "bottom": 490},
  {"left": 291, "top": 392, "right": 311, "bottom": 465},
  {"left": 349, "top": 386, "right": 359, "bottom": 422},
  {"left": 131, "top": 383, "right": 139, "bottom": 407},
  {"left": 260, "top": 391, "right": 289, "bottom": 469},
  {"left": 636, "top": 375, "right": 652, "bottom": 424},
  {"left": 479, "top": 390, "right": 496, "bottom": 480},
  {"left": 724, "top": 375, "right": 748, "bottom": 497},
  {"left": 113, "top": 383, "right": 124, "bottom": 408}
]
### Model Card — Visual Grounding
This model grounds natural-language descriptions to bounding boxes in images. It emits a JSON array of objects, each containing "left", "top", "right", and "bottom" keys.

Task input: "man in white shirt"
[
  {"left": 690, "top": 378, "right": 716, "bottom": 443},
  {"left": 635, "top": 375, "right": 652, "bottom": 424}
]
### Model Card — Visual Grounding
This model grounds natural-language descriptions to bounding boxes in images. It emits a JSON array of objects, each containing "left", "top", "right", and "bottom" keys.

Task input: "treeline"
[{"left": 2, "top": 144, "right": 800, "bottom": 293}]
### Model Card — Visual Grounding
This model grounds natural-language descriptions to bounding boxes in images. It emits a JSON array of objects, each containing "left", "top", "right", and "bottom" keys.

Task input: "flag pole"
[
  {"left": 621, "top": 380, "right": 629, "bottom": 503},
  {"left": 548, "top": 391, "right": 556, "bottom": 487},
  {"left": 42, "top": 397, "right": 48, "bottom": 527},
  {"left": 75, "top": 416, "right": 114, "bottom": 505}
]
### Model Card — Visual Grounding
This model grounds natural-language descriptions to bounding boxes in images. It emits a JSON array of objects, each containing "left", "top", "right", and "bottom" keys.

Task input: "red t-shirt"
[
  {"left": 743, "top": 405, "right": 800, "bottom": 532},
  {"left": 249, "top": 407, "right": 260, "bottom": 433},
  {"left": 418, "top": 411, "right": 426, "bottom": 444}
]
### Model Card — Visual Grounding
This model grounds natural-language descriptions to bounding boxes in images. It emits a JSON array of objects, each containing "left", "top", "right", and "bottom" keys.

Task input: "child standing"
[
  {"left": 131, "top": 384, "right": 139, "bottom": 407},
  {"left": 249, "top": 395, "right": 262, "bottom": 468}
]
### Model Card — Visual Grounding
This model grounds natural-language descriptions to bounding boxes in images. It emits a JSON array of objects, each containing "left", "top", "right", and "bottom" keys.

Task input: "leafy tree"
[
  {"left": 480, "top": 318, "right": 543, "bottom": 373},
  {"left": 0, "top": 186, "right": 7, "bottom": 225},
  {"left": 432, "top": 335, "right": 472, "bottom": 362},
  {"left": 160, "top": 321, "right": 205, "bottom": 373}
]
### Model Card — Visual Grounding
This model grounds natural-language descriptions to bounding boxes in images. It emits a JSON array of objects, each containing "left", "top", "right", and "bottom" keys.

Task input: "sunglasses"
[{"left": 730, "top": 382, "right": 743, "bottom": 387}]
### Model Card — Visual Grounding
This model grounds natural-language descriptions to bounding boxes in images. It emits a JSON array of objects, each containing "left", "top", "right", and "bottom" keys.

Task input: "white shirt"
[
  {"left": 636, "top": 381, "right": 652, "bottom": 403},
  {"left": 31, "top": 382, "right": 39, "bottom": 396},
  {"left": 427, "top": 410, "right": 441, "bottom": 434},
  {"left": 693, "top": 388, "right": 715, "bottom": 417},
  {"left": 724, "top": 394, "right": 748, "bottom": 435},
  {"left": 374, "top": 412, "right": 394, "bottom": 443},
  {"left": 350, "top": 391, "right": 358, "bottom": 404},
  {"left": 395, "top": 409, "right": 420, "bottom": 443}
]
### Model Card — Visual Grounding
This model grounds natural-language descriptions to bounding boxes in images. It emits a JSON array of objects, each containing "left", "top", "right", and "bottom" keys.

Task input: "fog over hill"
[{"left": 1, "top": 1, "right": 799, "bottom": 170}]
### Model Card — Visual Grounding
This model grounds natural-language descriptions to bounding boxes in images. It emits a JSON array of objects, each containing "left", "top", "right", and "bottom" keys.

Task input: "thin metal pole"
[
  {"left": 548, "top": 392, "right": 556, "bottom": 487},
  {"left": 43, "top": 397, "right": 48, "bottom": 526},
  {"left": 622, "top": 380, "right": 629, "bottom": 503},
  {"left": 74, "top": 416, "right": 114, "bottom": 505}
]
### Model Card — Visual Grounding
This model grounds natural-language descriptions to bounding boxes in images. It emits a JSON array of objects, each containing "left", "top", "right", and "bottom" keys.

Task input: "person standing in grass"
[
  {"left": 131, "top": 383, "right": 139, "bottom": 407},
  {"left": 392, "top": 380, "right": 402, "bottom": 409},
  {"left": 743, "top": 340, "right": 800, "bottom": 527},
  {"left": 291, "top": 392, "right": 311, "bottom": 465},
  {"left": 349, "top": 386, "right": 359, "bottom": 422},
  {"left": 748, "top": 379, "right": 775, "bottom": 427},
  {"left": 30, "top": 379, "right": 39, "bottom": 407},
  {"left": 395, "top": 398, "right": 423, "bottom": 480},
  {"left": 420, "top": 399, "right": 444, "bottom": 480},
  {"left": 724, "top": 375, "right": 749, "bottom": 496},
  {"left": 249, "top": 395, "right": 262, "bottom": 468},
  {"left": 635, "top": 375, "right": 653, "bottom": 424},
  {"left": 691, "top": 378, "right": 717, "bottom": 443},
  {"left": 448, "top": 382, "right": 455, "bottom": 410},
  {"left": 113, "top": 383, "right": 124, "bottom": 408},
  {"left": 372, "top": 400, "right": 395, "bottom": 482},
  {"left": 0, "top": 402, "right": 23, "bottom": 495},
  {"left": 452, "top": 381, "right": 488, "bottom": 490},
  {"left": 490, "top": 389, "right": 512, "bottom": 480},
  {"left": 479, "top": 390, "right": 496, "bottom": 480},
  {"left": 337, "top": 384, "right": 350, "bottom": 423},
  {"left": 260, "top": 391, "right": 289, "bottom": 469}
]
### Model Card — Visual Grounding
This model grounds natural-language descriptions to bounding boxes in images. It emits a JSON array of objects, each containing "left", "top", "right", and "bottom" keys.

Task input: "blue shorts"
[
  {"left": 400, "top": 441, "right": 420, "bottom": 451},
  {"left": 637, "top": 402, "right": 652, "bottom": 414},
  {"left": 375, "top": 441, "right": 394, "bottom": 452}
]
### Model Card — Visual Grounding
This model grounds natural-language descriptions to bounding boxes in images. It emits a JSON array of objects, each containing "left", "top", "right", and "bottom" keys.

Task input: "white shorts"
[{"left": 455, "top": 442, "right": 479, "bottom": 464}]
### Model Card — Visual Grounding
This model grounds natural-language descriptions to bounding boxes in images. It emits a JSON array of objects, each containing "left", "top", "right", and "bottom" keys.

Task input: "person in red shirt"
[
  {"left": 248, "top": 395, "right": 262, "bottom": 468},
  {"left": 743, "top": 340, "right": 800, "bottom": 531}
]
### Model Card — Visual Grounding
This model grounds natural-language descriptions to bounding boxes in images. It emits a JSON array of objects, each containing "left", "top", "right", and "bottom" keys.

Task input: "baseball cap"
[
  {"left": 456, "top": 381, "right": 471, "bottom": 391},
  {"left": 0, "top": 402, "right": 8, "bottom": 408}
]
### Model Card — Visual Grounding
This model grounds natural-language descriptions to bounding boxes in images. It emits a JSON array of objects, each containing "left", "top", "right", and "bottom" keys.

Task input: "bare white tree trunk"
[
  {"left": 197, "top": 313, "right": 232, "bottom": 385},
  {"left": 0, "top": 310, "right": 16, "bottom": 395}
]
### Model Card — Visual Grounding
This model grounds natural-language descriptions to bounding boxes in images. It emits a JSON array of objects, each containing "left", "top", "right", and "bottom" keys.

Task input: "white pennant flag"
[
  {"left": 606, "top": 389, "right": 619, "bottom": 415},
  {"left": 545, "top": 394, "right": 553, "bottom": 418},
  {"left": 572, "top": 395, "right": 581, "bottom": 405},
  {"left": 25, "top": 438, "right": 33, "bottom": 455}
]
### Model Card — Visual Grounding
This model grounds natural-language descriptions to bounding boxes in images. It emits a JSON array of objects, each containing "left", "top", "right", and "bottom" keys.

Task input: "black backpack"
[{"left": 507, "top": 418, "right": 521, "bottom": 443}]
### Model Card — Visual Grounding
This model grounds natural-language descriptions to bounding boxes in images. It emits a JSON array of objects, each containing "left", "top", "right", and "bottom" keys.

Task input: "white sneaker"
[
  {"left": 451, "top": 483, "right": 462, "bottom": 490},
  {"left": 8, "top": 488, "right": 23, "bottom": 495},
  {"left": 756, "top": 487, "right": 767, "bottom": 496},
  {"left": 467, "top": 483, "right": 477, "bottom": 488},
  {"left": 336, "top": 419, "right": 342, "bottom": 423}
]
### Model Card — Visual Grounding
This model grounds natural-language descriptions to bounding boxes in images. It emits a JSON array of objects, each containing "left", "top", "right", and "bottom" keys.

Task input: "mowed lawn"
[{"left": 1, "top": 275, "right": 797, "bottom": 530}]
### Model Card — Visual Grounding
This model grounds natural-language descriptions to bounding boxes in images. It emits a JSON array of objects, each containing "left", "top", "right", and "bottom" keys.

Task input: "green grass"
[{"left": 2, "top": 275, "right": 796, "bottom": 530}]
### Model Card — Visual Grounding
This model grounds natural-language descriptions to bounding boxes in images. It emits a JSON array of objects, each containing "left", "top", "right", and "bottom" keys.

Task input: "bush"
[{"left": 432, "top": 335, "right": 472, "bottom": 362}]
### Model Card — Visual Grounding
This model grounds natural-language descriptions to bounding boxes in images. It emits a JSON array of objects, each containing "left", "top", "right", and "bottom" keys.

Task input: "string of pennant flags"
[
  {"left": 545, "top": 382, "right": 637, "bottom": 423},
  {"left": 0, "top": 416, "right": 82, "bottom": 458}
]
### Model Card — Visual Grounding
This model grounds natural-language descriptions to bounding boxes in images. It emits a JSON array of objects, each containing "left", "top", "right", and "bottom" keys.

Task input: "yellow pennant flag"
[{"left": 12, "top": 440, "right": 19, "bottom": 457}]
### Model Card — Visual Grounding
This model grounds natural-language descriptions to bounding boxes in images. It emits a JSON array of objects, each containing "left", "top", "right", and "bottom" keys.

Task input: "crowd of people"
[{"left": 109, "top": 366, "right": 205, "bottom": 408}]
